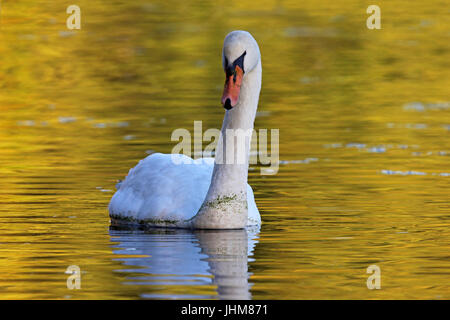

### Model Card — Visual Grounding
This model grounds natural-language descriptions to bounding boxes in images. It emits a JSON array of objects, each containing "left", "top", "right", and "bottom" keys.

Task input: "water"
[{"left": 0, "top": 0, "right": 449, "bottom": 299}]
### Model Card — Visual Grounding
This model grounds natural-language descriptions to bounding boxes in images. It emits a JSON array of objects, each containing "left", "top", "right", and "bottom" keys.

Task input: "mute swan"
[{"left": 109, "top": 30, "right": 262, "bottom": 229}]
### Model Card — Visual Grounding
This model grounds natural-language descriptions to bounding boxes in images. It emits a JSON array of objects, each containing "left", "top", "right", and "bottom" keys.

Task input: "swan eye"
[{"left": 232, "top": 70, "right": 237, "bottom": 82}]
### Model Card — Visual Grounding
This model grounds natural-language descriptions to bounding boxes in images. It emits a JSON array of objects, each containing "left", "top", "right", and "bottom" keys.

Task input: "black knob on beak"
[{"left": 223, "top": 98, "right": 233, "bottom": 110}]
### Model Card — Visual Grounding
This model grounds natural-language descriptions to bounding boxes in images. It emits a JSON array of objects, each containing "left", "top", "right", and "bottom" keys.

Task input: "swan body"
[
  {"left": 109, "top": 30, "right": 263, "bottom": 229},
  {"left": 109, "top": 153, "right": 261, "bottom": 227}
]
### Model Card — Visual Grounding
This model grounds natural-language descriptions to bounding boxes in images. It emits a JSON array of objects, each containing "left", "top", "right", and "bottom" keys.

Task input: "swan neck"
[
  {"left": 192, "top": 60, "right": 261, "bottom": 229},
  {"left": 214, "top": 59, "right": 261, "bottom": 192}
]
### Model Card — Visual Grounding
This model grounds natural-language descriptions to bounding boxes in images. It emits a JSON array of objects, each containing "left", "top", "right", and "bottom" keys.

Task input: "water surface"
[{"left": 0, "top": 0, "right": 449, "bottom": 299}]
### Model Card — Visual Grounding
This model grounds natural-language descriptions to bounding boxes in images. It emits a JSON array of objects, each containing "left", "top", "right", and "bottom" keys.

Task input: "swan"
[{"left": 109, "top": 30, "right": 262, "bottom": 229}]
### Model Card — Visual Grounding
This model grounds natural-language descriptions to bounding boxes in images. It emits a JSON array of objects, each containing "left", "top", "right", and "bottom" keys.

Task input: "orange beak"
[{"left": 221, "top": 65, "right": 244, "bottom": 110}]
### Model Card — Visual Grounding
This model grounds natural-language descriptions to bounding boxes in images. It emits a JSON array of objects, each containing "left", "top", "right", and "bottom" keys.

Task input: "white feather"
[{"left": 109, "top": 153, "right": 260, "bottom": 226}]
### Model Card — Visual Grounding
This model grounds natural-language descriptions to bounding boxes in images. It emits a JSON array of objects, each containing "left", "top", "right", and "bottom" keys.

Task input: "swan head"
[{"left": 221, "top": 31, "right": 261, "bottom": 110}]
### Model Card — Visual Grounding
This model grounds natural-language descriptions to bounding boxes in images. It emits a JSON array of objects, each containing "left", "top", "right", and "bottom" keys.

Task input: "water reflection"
[
  {"left": 109, "top": 227, "right": 259, "bottom": 299},
  {"left": 1, "top": 0, "right": 448, "bottom": 300}
]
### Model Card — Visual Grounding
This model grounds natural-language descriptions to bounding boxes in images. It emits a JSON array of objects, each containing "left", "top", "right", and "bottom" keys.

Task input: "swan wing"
[
  {"left": 109, "top": 153, "right": 260, "bottom": 227},
  {"left": 109, "top": 153, "right": 213, "bottom": 224}
]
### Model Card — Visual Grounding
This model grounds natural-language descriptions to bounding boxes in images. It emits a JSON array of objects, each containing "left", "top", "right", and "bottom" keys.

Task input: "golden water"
[{"left": 0, "top": 0, "right": 449, "bottom": 299}]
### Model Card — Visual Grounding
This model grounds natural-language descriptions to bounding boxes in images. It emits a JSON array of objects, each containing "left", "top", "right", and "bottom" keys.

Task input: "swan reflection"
[{"left": 109, "top": 227, "right": 259, "bottom": 299}]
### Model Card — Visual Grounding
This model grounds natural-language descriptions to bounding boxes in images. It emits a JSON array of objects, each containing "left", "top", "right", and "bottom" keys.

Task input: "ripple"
[
  {"left": 345, "top": 143, "right": 366, "bottom": 149},
  {"left": 279, "top": 158, "right": 319, "bottom": 165},
  {"left": 284, "top": 26, "right": 338, "bottom": 38},
  {"left": 406, "top": 123, "right": 427, "bottom": 129},
  {"left": 93, "top": 123, "right": 107, "bottom": 128},
  {"left": 59, "top": 31, "right": 77, "bottom": 38},
  {"left": 403, "top": 101, "right": 450, "bottom": 112},
  {"left": 323, "top": 143, "right": 342, "bottom": 148},
  {"left": 380, "top": 170, "right": 427, "bottom": 176},
  {"left": 93, "top": 121, "right": 130, "bottom": 128},
  {"left": 323, "top": 142, "right": 424, "bottom": 153},
  {"left": 367, "top": 146, "right": 386, "bottom": 153},
  {"left": 17, "top": 120, "right": 35, "bottom": 126},
  {"left": 256, "top": 111, "right": 271, "bottom": 117},
  {"left": 403, "top": 102, "right": 425, "bottom": 111},
  {"left": 58, "top": 117, "right": 77, "bottom": 124},
  {"left": 380, "top": 170, "right": 450, "bottom": 177},
  {"left": 300, "top": 76, "right": 320, "bottom": 84},
  {"left": 387, "top": 123, "right": 429, "bottom": 129}
]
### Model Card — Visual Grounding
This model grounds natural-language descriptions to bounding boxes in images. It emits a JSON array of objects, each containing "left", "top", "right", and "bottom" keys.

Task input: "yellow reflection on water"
[{"left": 0, "top": 0, "right": 448, "bottom": 299}]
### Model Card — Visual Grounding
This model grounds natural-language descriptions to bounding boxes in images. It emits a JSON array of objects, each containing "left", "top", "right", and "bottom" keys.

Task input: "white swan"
[{"left": 109, "top": 30, "right": 262, "bottom": 229}]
